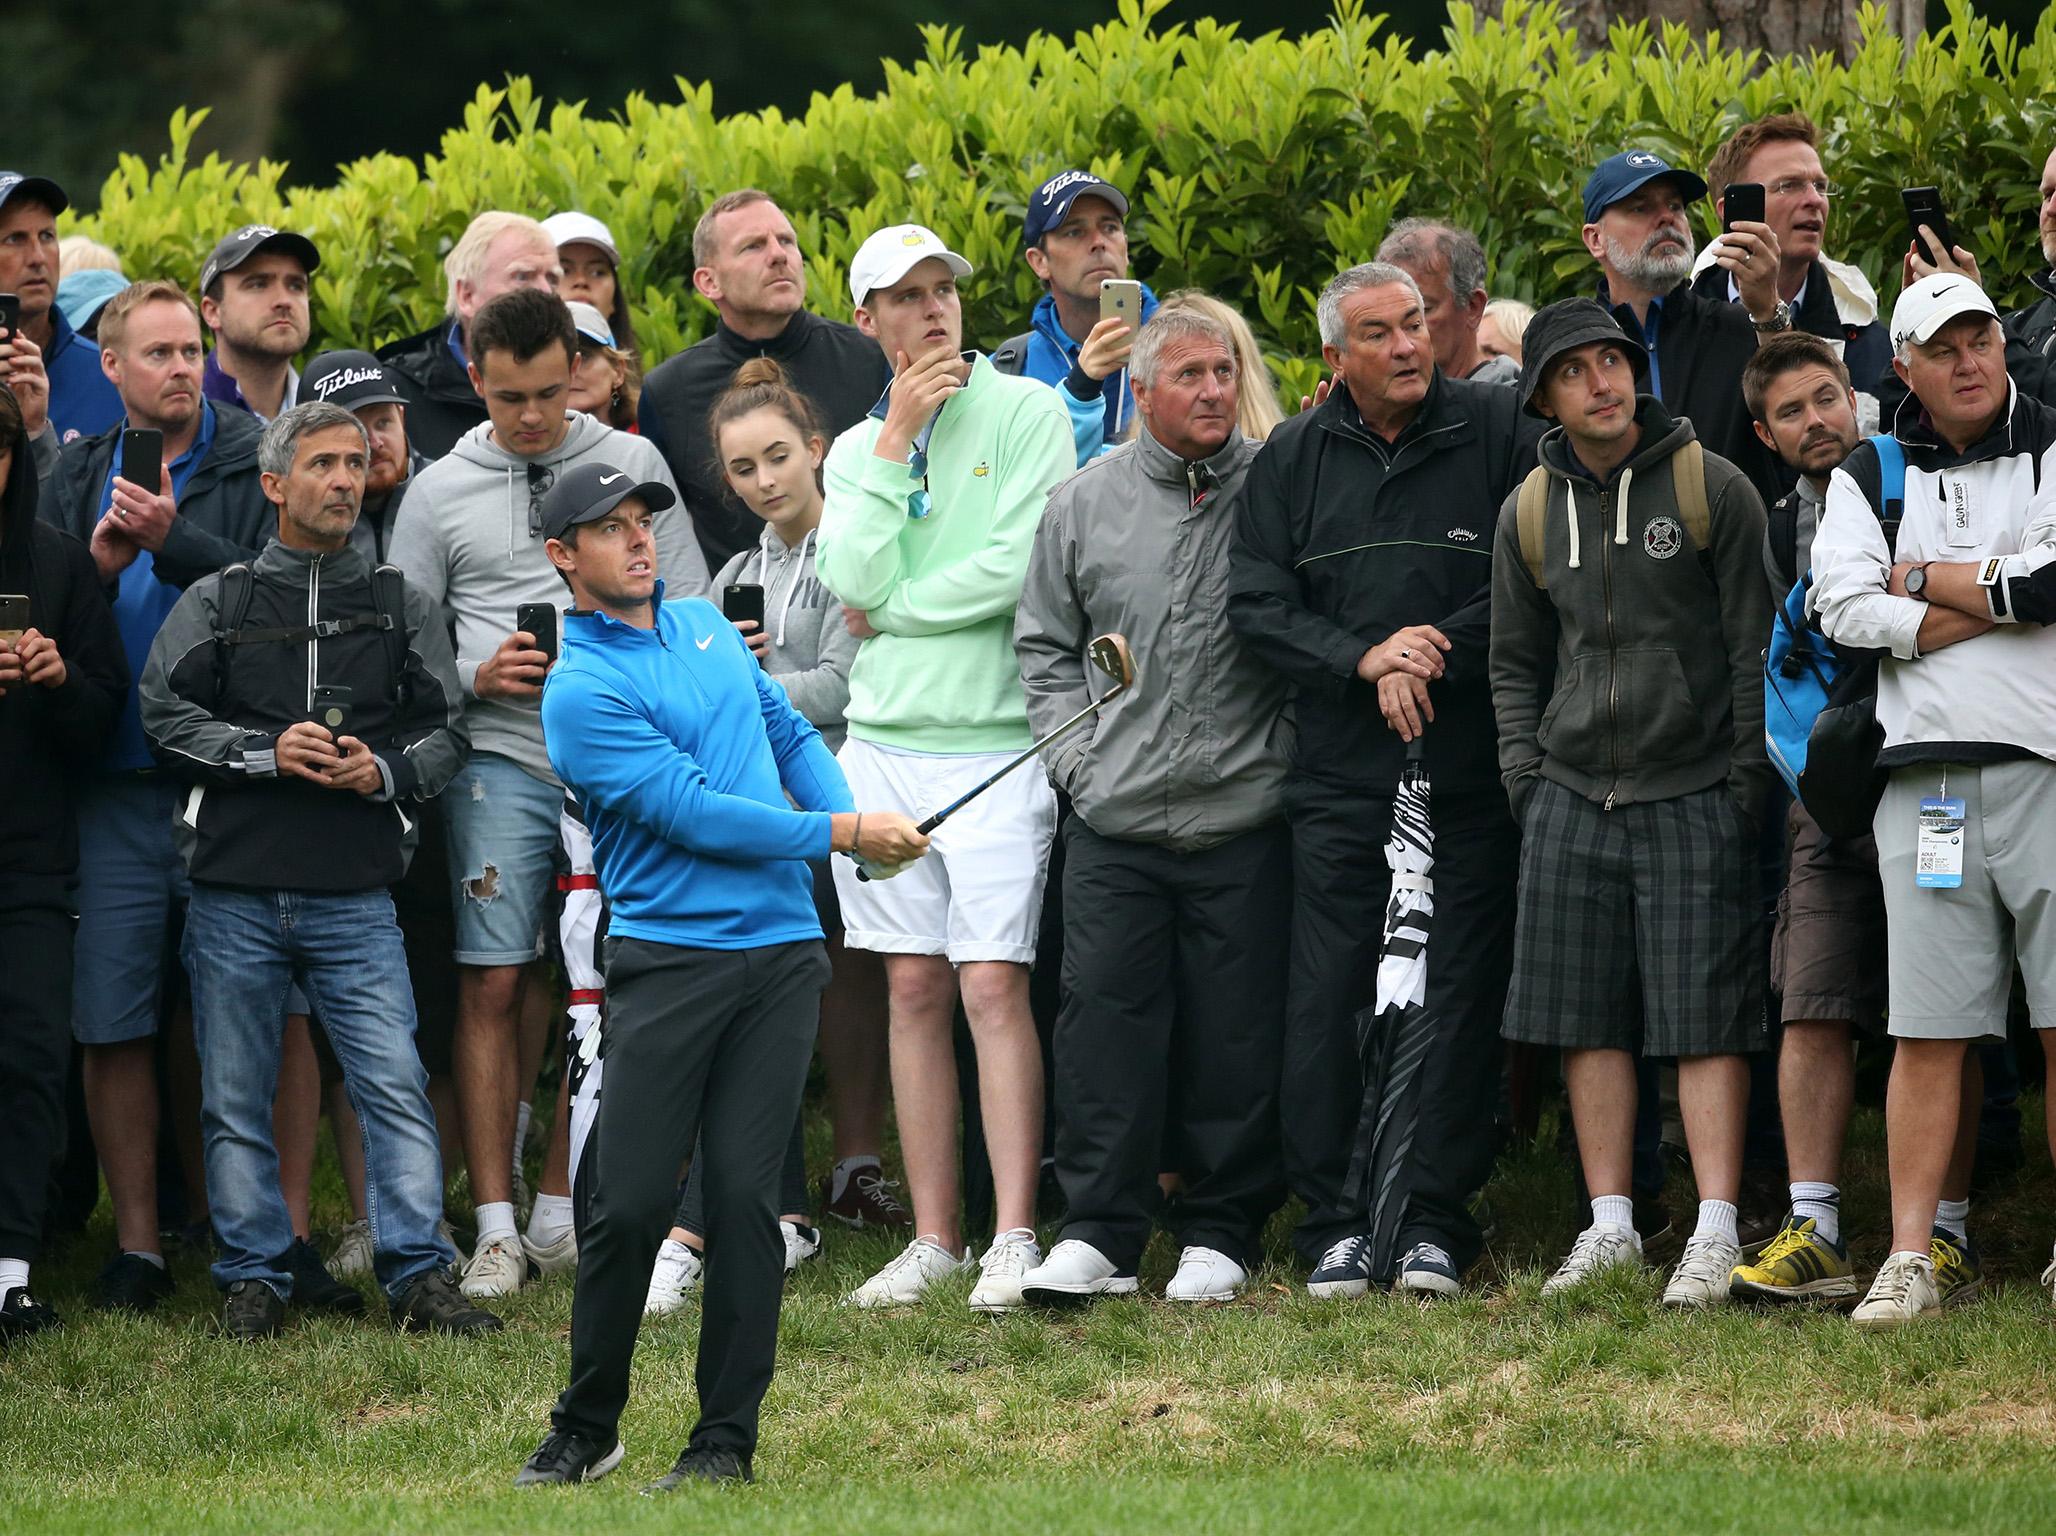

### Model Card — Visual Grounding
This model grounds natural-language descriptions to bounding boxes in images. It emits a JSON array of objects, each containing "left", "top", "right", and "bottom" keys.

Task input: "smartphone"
[
  {"left": 1722, "top": 182, "right": 1765, "bottom": 233},
  {"left": 0, "top": 593, "right": 29, "bottom": 645},
  {"left": 1902, "top": 186, "right": 1957, "bottom": 266},
  {"left": 515, "top": 602, "right": 559, "bottom": 665},
  {"left": 120, "top": 428, "right": 163, "bottom": 494},
  {"left": 722, "top": 583, "right": 766, "bottom": 627},
  {"left": 311, "top": 683, "right": 354, "bottom": 734},
  {"left": 0, "top": 294, "right": 18, "bottom": 344},
  {"left": 1099, "top": 278, "right": 1144, "bottom": 328}
]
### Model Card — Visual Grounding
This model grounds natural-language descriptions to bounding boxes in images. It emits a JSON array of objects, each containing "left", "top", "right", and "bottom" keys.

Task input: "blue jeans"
[{"left": 183, "top": 884, "right": 454, "bottom": 1300}]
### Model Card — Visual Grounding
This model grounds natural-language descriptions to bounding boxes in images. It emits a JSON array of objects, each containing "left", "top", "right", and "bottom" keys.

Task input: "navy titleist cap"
[
  {"left": 0, "top": 172, "right": 66, "bottom": 216},
  {"left": 1024, "top": 170, "right": 1130, "bottom": 246}
]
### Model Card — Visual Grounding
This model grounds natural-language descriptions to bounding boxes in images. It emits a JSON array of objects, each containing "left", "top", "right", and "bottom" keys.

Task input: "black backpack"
[
  {"left": 988, "top": 331, "right": 1036, "bottom": 377},
  {"left": 211, "top": 561, "right": 412, "bottom": 706}
]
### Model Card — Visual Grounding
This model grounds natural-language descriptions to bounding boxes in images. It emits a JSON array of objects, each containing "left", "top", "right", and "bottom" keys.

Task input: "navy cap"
[
  {"left": 1581, "top": 150, "right": 1709, "bottom": 223},
  {"left": 1517, "top": 299, "right": 1649, "bottom": 418},
  {"left": 540, "top": 462, "right": 676, "bottom": 543},
  {"left": 200, "top": 224, "right": 320, "bottom": 296},
  {"left": 1024, "top": 171, "right": 1130, "bottom": 247},
  {"left": 303, "top": 350, "right": 407, "bottom": 412},
  {"left": 0, "top": 172, "right": 67, "bottom": 217}
]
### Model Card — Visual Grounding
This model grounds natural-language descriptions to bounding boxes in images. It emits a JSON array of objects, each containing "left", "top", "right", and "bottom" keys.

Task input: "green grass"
[{"left": 9, "top": 1105, "right": 2056, "bottom": 1533}]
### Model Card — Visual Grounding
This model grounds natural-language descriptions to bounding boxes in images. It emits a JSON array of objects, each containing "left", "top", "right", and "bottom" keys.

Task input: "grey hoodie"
[
  {"left": 388, "top": 411, "right": 707, "bottom": 783},
  {"left": 713, "top": 521, "right": 857, "bottom": 753}
]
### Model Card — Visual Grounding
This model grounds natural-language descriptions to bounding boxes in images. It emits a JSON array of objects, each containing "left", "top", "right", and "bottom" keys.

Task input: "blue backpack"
[{"left": 1763, "top": 433, "right": 1904, "bottom": 801}]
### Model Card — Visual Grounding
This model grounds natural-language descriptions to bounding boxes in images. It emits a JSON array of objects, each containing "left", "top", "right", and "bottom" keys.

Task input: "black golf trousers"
[
  {"left": 555, "top": 936, "right": 829, "bottom": 1454},
  {"left": 0, "top": 904, "right": 74, "bottom": 1263},
  {"left": 1051, "top": 820, "right": 1291, "bottom": 1274},
  {"left": 1281, "top": 780, "right": 1517, "bottom": 1274}
]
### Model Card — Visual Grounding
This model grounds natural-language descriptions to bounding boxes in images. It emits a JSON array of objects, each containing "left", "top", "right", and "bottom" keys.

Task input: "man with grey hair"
[
  {"left": 1378, "top": 218, "right": 1519, "bottom": 387},
  {"left": 1229, "top": 261, "right": 1541, "bottom": 1299},
  {"left": 140, "top": 398, "right": 495, "bottom": 1340},
  {"left": 1014, "top": 306, "right": 1292, "bottom": 1305}
]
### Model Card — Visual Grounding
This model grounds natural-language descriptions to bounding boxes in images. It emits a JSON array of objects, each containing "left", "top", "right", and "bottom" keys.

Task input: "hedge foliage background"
[{"left": 63, "top": 0, "right": 2056, "bottom": 404}]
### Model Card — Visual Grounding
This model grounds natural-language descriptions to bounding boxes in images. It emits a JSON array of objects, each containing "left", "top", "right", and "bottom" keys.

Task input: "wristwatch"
[
  {"left": 1750, "top": 299, "right": 1793, "bottom": 334},
  {"left": 1904, "top": 562, "right": 1929, "bottom": 597}
]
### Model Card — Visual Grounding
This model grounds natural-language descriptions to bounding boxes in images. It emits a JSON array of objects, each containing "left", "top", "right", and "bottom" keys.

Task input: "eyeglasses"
[
  {"left": 905, "top": 447, "right": 932, "bottom": 521},
  {"left": 1767, "top": 177, "right": 1838, "bottom": 199},
  {"left": 527, "top": 462, "right": 555, "bottom": 538}
]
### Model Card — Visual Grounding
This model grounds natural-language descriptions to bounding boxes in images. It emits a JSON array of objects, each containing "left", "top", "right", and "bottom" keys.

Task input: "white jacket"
[{"left": 1812, "top": 384, "right": 2056, "bottom": 763}]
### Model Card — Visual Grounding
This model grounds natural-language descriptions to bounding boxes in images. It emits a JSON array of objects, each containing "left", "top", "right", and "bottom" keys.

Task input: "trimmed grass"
[{"left": 9, "top": 1105, "right": 2056, "bottom": 1532}]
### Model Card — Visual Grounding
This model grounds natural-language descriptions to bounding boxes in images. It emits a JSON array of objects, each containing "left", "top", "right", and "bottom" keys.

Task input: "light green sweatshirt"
[{"left": 818, "top": 353, "right": 1078, "bottom": 752}]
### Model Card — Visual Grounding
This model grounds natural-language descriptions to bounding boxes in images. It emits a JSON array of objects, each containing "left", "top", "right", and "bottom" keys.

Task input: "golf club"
[{"left": 852, "top": 632, "right": 1137, "bottom": 881}]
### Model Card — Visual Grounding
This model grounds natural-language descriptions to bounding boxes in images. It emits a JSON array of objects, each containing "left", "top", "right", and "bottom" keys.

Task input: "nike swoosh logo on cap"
[
  {"left": 598, "top": 472, "right": 627, "bottom": 486},
  {"left": 696, "top": 633, "right": 713, "bottom": 650}
]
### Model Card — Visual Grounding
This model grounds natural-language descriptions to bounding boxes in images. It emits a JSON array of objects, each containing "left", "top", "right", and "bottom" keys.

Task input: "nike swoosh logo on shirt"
[
  {"left": 598, "top": 472, "right": 628, "bottom": 486},
  {"left": 696, "top": 633, "right": 713, "bottom": 650}
]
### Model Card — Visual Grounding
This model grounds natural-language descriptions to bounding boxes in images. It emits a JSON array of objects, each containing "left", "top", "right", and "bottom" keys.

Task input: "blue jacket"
[
  {"left": 46, "top": 307, "right": 122, "bottom": 446},
  {"left": 1017, "top": 286, "right": 1160, "bottom": 450},
  {"left": 541, "top": 585, "right": 855, "bottom": 951}
]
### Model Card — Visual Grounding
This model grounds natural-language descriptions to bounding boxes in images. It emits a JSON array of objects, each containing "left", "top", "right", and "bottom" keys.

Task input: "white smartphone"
[{"left": 1099, "top": 278, "right": 1144, "bottom": 327}]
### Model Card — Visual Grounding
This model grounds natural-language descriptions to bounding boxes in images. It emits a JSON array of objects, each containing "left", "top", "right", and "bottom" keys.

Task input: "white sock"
[
  {"left": 1590, "top": 1194, "right": 1636, "bottom": 1233},
  {"left": 526, "top": 1193, "right": 574, "bottom": 1247},
  {"left": 125, "top": 1249, "right": 167, "bottom": 1270},
  {"left": 1935, "top": 1198, "right": 1970, "bottom": 1242},
  {"left": 0, "top": 1258, "right": 27, "bottom": 1305},
  {"left": 830, "top": 1155, "right": 880, "bottom": 1203},
  {"left": 475, "top": 1200, "right": 518, "bottom": 1245},
  {"left": 1789, "top": 1182, "right": 1841, "bottom": 1245},
  {"left": 1693, "top": 1199, "right": 1739, "bottom": 1245},
  {"left": 512, "top": 1101, "right": 533, "bottom": 1165}
]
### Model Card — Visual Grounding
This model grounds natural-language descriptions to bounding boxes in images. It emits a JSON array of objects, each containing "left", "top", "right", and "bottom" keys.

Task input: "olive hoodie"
[{"left": 1488, "top": 397, "right": 1772, "bottom": 819}]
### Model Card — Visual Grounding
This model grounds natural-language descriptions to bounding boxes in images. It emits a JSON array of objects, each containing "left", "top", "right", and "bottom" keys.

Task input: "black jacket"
[
  {"left": 348, "top": 449, "right": 428, "bottom": 567},
  {"left": 1688, "top": 258, "right": 1891, "bottom": 404},
  {"left": 139, "top": 541, "right": 469, "bottom": 892},
  {"left": 43, "top": 405, "right": 273, "bottom": 590},
  {"left": 0, "top": 411, "right": 127, "bottom": 908},
  {"left": 639, "top": 310, "right": 891, "bottom": 570},
  {"left": 376, "top": 324, "right": 486, "bottom": 462},
  {"left": 1228, "top": 369, "right": 1543, "bottom": 796},
  {"left": 1602, "top": 276, "right": 1784, "bottom": 510}
]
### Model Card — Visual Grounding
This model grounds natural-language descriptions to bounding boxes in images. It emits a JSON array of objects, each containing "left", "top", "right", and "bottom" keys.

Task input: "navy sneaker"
[
  {"left": 1307, "top": 1234, "right": 1374, "bottom": 1299},
  {"left": 642, "top": 1444, "right": 752, "bottom": 1494},
  {"left": 514, "top": 1429, "right": 625, "bottom": 1487},
  {"left": 94, "top": 1252, "right": 175, "bottom": 1314},
  {"left": 1393, "top": 1241, "right": 1462, "bottom": 1298}
]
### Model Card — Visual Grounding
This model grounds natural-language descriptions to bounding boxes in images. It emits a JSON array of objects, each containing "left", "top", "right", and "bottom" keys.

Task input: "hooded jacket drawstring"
[
  {"left": 506, "top": 463, "right": 518, "bottom": 560},
  {"left": 1614, "top": 465, "right": 1634, "bottom": 545},
  {"left": 1566, "top": 479, "right": 1583, "bottom": 570},
  {"left": 774, "top": 527, "right": 813, "bottom": 648}
]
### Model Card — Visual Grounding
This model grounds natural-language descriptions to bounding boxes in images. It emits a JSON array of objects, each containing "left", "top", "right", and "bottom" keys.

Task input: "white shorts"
[{"left": 832, "top": 736, "right": 1058, "bottom": 964}]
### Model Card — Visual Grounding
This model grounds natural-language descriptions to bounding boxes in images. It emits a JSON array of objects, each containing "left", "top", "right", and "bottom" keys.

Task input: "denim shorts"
[
  {"left": 72, "top": 775, "right": 190, "bottom": 1045},
  {"left": 440, "top": 751, "right": 566, "bottom": 967}
]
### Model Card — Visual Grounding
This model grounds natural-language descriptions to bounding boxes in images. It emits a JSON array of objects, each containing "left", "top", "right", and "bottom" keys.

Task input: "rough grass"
[{"left": 8, "top": 1102, "right": 2056, "bottom": 1533}]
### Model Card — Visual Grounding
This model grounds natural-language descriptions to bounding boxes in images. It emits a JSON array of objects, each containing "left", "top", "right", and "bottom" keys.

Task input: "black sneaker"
[
  {"left": 221, "top": 1279, "right": 286, "bottom": 1340},
  {"left": 641, "top": 1444, "right": 753, "bottom": 1494},
  {"left": 514, "top": 1429, "right": 624, "bottom": 1487},
  {"left": 286, "top": 1238, "right": 366, "bottom": 1316},
  {"left": 392, "top": 1266, "right": 504, "bottom": 1335},
  {"left": 94, "top": 1252, "right": 175, "bottom": 1313},
  {"left": 0, "top": 1287, "right": 63, "bottom": 1345}
]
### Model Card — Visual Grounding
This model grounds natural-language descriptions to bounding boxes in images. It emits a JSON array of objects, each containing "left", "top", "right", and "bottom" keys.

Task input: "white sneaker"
[
  {"left": 524, "top": 1225, "right": 578, "bottom": 1277},
  {"left": 1019, "top": 1239, "right": 1138, "bottom": 1306},
  {"left": 782, "top": 1220, "right": 822, "bottom": 1274},
  {"left": 1541, "top": 1224, "right": 1645, "bottom": 1296},
  {"left": 2041, "top": 1253, "right": 2056, "bottom": 1307},
  {"left": 844, "top": 1235, "right": 972, "bottom": 1309},
  {"left": 1852, "top": 1250, "right": 1942, "bottom": 1330},
  {"left": 1661, "top": 1233, "right": 1741, "bottom": 1309},
  {"left": 459, "top": 1234, "right": 530, "bottom": 1299},
  {"left": 328, "top": 1218, "right": 372, "bottom": 1280},
  {"left": 968, "top": 1228, "right": 1042, "bottom": 1314},
  {"left": 644, "top": 1240, "right": 703, "bottom": 1317},
  {"left": 1166, "top": 1246, "right": 1246, "bottom": 1302}
]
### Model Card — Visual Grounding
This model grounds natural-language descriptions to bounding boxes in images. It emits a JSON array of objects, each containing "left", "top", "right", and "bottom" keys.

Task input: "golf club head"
[{"left": 1087, "top": 632, "right": 1136, "bottom": 696}]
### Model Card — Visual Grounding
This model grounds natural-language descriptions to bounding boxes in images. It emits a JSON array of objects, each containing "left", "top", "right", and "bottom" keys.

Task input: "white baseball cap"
[
  {"left": 543, "top": 211, "right": 621, "bottom": 265},
  {"left": 565, "top": 300, "right": 615, "bottom": 347},
  {"left": 848, "top": 223, "right": 973, "bottom": 308},
  {"left": 1890, "top": 273, "right": 1999, "bottom": 352}
]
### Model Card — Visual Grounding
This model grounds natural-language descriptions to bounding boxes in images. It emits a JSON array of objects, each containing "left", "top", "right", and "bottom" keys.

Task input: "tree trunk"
[{"left": 1478, "top": 0, "right": 1926, "bottom": 59}]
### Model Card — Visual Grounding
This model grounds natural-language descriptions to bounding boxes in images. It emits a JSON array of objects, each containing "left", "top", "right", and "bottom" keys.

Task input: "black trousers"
[
  {"left": 0, "top": 904, "right": 75, "bottom": 1263},
  {"left": 556, "top": 936, "right": 828, "bottom": 1454},
  {"left": 1053, "top": 820, "right": 1291, "bottom": 1273},
  {"left": 1282, "top": 777, "right": 1517, "bottom": 1273}
]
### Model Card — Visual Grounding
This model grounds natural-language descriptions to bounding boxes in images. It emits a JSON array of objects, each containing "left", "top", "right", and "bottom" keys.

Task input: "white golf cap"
[
  {"left": 848, "top": 223, "right": 973, "bottom": 308},
  {"left": 1890, "top": 273, "right": 1999, "bottom": 352},
  {"left": 542, "top": 211, "right": 621, "bottom": 265},
  {"left": 565, "top": 300, "right": 615, "bottom": 347}
]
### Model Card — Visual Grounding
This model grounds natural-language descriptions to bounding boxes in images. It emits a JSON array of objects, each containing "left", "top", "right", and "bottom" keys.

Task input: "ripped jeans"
[{"left": 441, "top": 751, "right": 567, "bottom": 966}]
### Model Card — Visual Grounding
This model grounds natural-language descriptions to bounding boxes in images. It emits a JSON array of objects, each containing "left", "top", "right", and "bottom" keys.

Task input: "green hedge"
[{"left": 67, "top": 0, "right": 2056, "bottom": 405}]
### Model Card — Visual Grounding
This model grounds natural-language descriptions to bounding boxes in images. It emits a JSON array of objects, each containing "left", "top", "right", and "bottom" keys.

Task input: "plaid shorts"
[{"left": 1502, "top": 778, "right": 1767, "bottom": 1057}]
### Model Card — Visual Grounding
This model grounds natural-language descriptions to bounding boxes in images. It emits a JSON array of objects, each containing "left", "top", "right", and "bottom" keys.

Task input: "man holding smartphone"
[{"left": 0, "top": 172, "right": 121, "bottom": 447}]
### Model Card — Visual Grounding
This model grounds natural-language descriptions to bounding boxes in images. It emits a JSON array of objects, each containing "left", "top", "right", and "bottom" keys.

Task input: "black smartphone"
[
  {"left": 311, "top": 683, "right": 354, "bottom": 734},
  {"left": 120, "top": 428, "right": 163, "bottom": 494},
  {"left": 1722, "top": 182, "right": 1765, "bottom": 233},
  {"left": 1902, "top": 186, "right": 1957, "bottom": 265},
  {"left": 515, "top": 602, "right": 559, "bottom": 664},
  {"left": 0, "top": 593, "right": 29, "bottom": 644},
  {"left": 722, "top": 583, "right": 766, "bottom": 627},
  {"left": 0, "top": 294, "right": 18, "bottom": 344}
]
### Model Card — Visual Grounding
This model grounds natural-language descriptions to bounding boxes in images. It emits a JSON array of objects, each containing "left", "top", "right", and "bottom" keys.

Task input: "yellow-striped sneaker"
[
  {"left": 1928, "top": 1228, "right": 1984, "bottom": 1308},
  {"left": 1729, "top": 1217, "right": 1858, "bottom": 1303}
]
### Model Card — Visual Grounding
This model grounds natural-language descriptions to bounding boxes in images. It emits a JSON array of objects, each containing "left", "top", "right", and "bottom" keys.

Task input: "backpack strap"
[
  {"left": 210, "top": 563, "right": 256, "bottom": 700},
  {"left": 1869, "top": 432, "right": 1906, "bottom": 558},
  {"left": 1515, "top": 465, "right": 1552, "bottom": 588},
  {"left": 988, "top": 331, "right": 1036, "bottom": 378},
  {"left": 371, "top": 563, "right": 410, "bottom": 707},
  {"left": 1767, "top": 492, "right": 1800, "bottom": 596},
  {"left": 1673, "top": 437, "right": 1711, "bottom": 551}
]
